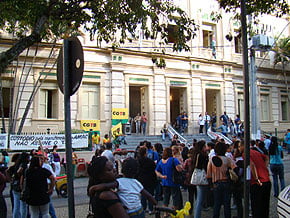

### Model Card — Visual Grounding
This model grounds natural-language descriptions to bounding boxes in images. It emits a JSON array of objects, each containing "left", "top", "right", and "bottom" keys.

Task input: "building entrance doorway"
[
  {"left": 129, "top": 85, "right": 148, "bottom": 133},
  {"left": 205, "top": 89, "right": 221, "bottom": 124},
  {"left": 170, "top": 87, "right": 187, "bottom": 125}
]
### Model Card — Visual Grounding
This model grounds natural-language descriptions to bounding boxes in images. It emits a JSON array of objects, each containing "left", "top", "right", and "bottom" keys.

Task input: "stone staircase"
[{"left": 120, "top": 134, "right": 211, "bottom": 151}]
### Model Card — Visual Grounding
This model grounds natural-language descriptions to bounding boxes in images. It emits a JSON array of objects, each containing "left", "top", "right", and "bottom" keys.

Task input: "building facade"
[{"left": 0, "top": 0, "right": 289, "bottom": 137}]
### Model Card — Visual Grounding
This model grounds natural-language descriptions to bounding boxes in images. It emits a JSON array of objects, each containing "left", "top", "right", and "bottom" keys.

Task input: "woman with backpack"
[{"left": 7, "top": 152, "right": 29, "bottom": 218}]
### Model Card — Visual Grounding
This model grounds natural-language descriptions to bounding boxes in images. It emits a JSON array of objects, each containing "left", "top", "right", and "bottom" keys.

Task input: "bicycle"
[{"left": 154, "top": 201, "right": 191, "bottom": 218}]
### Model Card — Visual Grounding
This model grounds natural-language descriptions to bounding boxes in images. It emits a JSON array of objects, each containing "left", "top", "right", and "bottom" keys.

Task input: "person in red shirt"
[
  {"left": 239, "top": 140, "right": 271, "bottom": 218},
  {"left": 141, "top": 112, "right": 148, "bottom": 135}
]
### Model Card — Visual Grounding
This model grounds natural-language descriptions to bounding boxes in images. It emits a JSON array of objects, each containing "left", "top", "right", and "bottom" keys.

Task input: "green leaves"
[
  {"left": 218, "top": 0, "right": 289, "bottom": 17},
  {"left": 273, "top": 37, "right": 290, "bottom": 66}
]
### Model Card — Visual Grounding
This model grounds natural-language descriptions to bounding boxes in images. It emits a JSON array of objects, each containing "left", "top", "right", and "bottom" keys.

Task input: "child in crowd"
[{"left": 89, "top": 157, "right": 157, "bottom": 217}]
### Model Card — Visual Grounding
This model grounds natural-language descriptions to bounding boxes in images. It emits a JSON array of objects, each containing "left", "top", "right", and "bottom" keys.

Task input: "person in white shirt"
[
  {"left": 40, "top": 155, "right": 57, "bottom": 218},
  {"left": 198, "top": 114, "right": 205, "bottom": 134},
  {"left": 225, "top": 144, "right": 234, "bottom": 161},
  {"left": 89, "top": 157, "right": 157, "bottom": 217},
  {"left": 203, "top": 112, "right": 211, "bottom": 135},
  {"left": 207, "top": 142, "right": 216, "bottom": 159},
  {"left": 101, "top": 143, "right": 115, "bottom": 167},
  {"left": 264, "top": 134, "right": 271, "bottom": 151}
]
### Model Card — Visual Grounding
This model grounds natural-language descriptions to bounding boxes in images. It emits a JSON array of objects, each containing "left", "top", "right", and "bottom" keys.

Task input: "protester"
[
  {"left": 161, "top": 124, "right": 167, "bottom": 141},
  {"left": 0, "top": 166, "right": 7, "bottom": 218},
  {"left": 217, "top": 122, "right": 228, "bottom": 137},
  {"left": 239, "top": 140, "right": 271, "bottom": 218},
  {"left": 155, "top": 147, "right": 183, "bottom": 210},
  {"left": 7, "top": 152, "right": 29, "bottom": 218},
  {"left": 87, "top": 156, "right": 131, "bottom": 218},
  {"left": 172, "top": 145, "right": 183, "bottom": 165},
  {"left": 264, "top": 134, "right": 271, "bottom": 151},
  {"left": 232, "top": 140, "right": 244, "bottom": 218},
  {"left": 39, "top": 155, "right": 57, "bottom": 218},
  {"left": 153, "top": 143, "right": 163, "bottom": 201},
  {"left": 175, "top": 114, "right": 182, "bottom": 133},
  {"left": 92, "top": 132, "right": 101, "bottom": 150},
  {"left": 234, "top": 114, "right": 241, "bottom": 136},
  {"left": 192, "top": 140, "right": 209, "bottom": 218},
  {"left": 269, "top": 136, "right": 285, "bottom": 197},
  {"left": 141, "top": 112, "right": 148, "bottom": 135},
  {"left": 285, "top": 129, "right": 290, "bottom": 154},
  {"left": 207, "top": 142, "right": 236, "bottom": 218},
  {"left": 181, "top": 112, "right": 188, "bottom": 134},
  {"left": 102, "top": 134, "right": 111, "bottom": 145},
  {"left": 211, "top": 112, "right": 217, "bottom": 132},
  {"left": 0, "top": 151, "right": 9, "bottom": 168},
  {"left": 136, "top": 146, "right": 157, "bottom": 215},
  {"left": 220, "top": 111, "right": 229, "bottom": 126},
  {"left": 144, "top": 141, "right": 159, "bottom": 163},
  {"left": 203, "top": 112, "right": 211, "bottom": 135},
  {"left": 24, "top": 156, "right": 55, "bottom": 218},
  {"left": 6, "top": 153, "right": 20, "bottom": 211},
  {"left": 101, "top": 143, "right": 115, "bottom": 167},
  {"left": 134, "top": 113, "right": 142, "bottom": 134},
  {"left": 52, "top": 146, "right": 61, "bottom": 176},
  {"left": 183, "top": 148, "right": 196, "bottom": 215},
  {"left": 198, "top": 114, "right": 204, "bottom": 134},
  {"left": 171, "top": 134, "right": 180, "bottom": 146},
  {"left": 72, "top": 149, "right": 78, "bottom": 179}
]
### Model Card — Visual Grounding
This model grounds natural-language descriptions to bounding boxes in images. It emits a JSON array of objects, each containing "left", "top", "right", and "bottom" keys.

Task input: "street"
[{"left": 4, "top": 158, "right": 290, "bottom": 217}]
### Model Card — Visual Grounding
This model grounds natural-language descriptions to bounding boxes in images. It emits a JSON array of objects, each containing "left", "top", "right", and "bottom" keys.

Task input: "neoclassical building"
[{"left": 0, "top": 0, "right": 289, "bottom": 137}]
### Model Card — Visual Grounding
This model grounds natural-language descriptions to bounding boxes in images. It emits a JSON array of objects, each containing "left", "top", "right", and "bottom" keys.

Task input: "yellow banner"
[
  {"left": 111, "top": 122, "right": 122, "bottom": 136},
  {"left": 112, "top": 108, "right": 128, "bottom": 119},
  {"left": 80, "top": 120, "right": 100, "bottom": 131}
]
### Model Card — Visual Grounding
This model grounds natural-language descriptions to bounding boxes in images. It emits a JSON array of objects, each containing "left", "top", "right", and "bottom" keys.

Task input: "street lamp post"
[{"left": 250, "top": 34, "right": 274, "bottom": 139}]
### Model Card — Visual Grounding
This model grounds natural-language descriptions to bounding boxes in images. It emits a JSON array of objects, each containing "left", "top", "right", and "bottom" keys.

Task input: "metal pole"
[
  {"left": 63, "top": 39, "right": 75, "bottom": 218},
  {"left": 88, "top": 129, "right": 93, "bottom": 151},
  {"left": 240, "top": 0, "right": 251, "bottom": 217},
  {"left": 250, "top": 48, "right": 257, "bottom": 139}
]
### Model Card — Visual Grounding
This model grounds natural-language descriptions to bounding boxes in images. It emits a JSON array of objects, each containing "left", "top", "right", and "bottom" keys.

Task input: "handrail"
[
  {"left": 167, "top": 124, "right": 188, "bottom": 145},
  {"left": 207, "top": 128, "right": 233, "bottom": 145}
]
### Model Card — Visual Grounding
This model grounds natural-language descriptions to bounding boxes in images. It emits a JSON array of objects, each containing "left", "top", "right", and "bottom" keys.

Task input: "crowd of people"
[
  {"left": 197, "top": 111, "right": 243, "bottom": 137},
  {"left": 0, "top": 127, "right": 288, "bottom": 218},
  {"left": 0, "top": 145, "right": 79, "bottom": 218},
  {"left": 86, "top": 131, "right": 287, "bottom": 218}
]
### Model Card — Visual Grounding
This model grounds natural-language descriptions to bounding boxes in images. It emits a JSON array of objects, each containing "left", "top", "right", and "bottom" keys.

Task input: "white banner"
[
  {"left": 0, "top": 134, "right": 8, "bottom": 149},
  {"left": 9, "top": 133, "right": 89, "bottom": 150}
]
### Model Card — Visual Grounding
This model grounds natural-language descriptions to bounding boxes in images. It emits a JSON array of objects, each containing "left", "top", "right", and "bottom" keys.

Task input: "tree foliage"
[
  {"left": 218, "top": 0, "right": 289, "bottom": 17},
  {"left": 0, "top": 0, "right": 197, "bottom": 73},
  {"left": 273, "top": 36, "right": 290, "bottom": 66}
]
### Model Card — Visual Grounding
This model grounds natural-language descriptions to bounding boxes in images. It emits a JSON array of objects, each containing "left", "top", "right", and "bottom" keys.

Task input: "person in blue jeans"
[
  {"left": 269, "top": 136, "right": 285, "bottom": 197},
  {"left": 207, "top": 142, "right": 237, "bottom": 218},
  {"left": 141, "top": 112, "right": 148, "bottom": 135},
  {"left": 191, "top": 140, "right": 209, "bottom": 218},
  {"left": 155, "top": 147, "right": 183, "bottom": 210},
  {"left": 285, "top": 129, "right": 290, "bottom": 154}
]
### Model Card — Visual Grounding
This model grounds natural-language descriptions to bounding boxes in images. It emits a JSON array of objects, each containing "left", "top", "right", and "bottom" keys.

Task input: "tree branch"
[{"left": 0, "top": 15, "right": 47, "bottom": 74}]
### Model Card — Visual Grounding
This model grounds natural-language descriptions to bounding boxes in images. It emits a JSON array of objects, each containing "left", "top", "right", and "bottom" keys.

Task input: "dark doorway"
[
  {"left": 129, "top": 86, "right": 141, "bottom": 133},
  {"left": 170, "top": 88, "right": 180, "bottom": 125}
]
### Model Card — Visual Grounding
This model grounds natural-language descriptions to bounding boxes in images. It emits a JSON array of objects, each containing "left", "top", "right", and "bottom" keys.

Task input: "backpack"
[{"left": 11, "top": 174, "right": 21, "bottom": 192}]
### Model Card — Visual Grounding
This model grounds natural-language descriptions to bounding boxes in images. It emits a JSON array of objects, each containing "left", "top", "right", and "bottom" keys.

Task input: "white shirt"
[
  {"left": 208, "top": 149, "right": 216, "bottom": 159},
  {"left": 101, "top": 150, "right": 115, "bottom": 165},
  {"left": 225, "top": 152, "right": 234, "bottom": 161},
  {"left": 117, "top": 177, "right": 143, "bottom": 213},
  {"left": 198, "top": 116, "right": 205, "bottom": 125},
  {"left": 264, "top": 138, "right": 271, "bottom": 150},
  {"left": 204, "top": 115, "right": 211, "bottom": 123},
  {"left": 42, "top": 162, "right": 55, "bottom": 184}
]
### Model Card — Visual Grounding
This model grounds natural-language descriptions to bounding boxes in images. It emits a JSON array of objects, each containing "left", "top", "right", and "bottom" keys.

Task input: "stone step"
[{"left": 120, "top": 134, "right": 212, "bottom": 150}]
